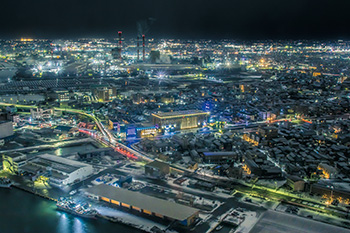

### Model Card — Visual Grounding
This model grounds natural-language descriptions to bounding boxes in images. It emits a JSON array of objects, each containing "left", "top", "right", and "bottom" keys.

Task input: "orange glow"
[
  {"left": 318, "top": 165, "right": 330, "bottom": 179},
  {"left": 101, "top": 197, "right": 110, "bottom": 202},
  {"left": 243, "top": 134, "right": 259, "bottom": 146},
  {"left": 242, "top": 164, "right": 252, "bottom": 175},
  {"left": 301, "top": 118, "right": 312, "bottom": 124},
  {"left": 121, "top": 203, "right": 130, "bottom": 208},
  {"left": 20, "top": 38, "right": 33, "bottom": 42},
  {"left": 143, "top": 209, "right": 152, "bottom": 215},
  {"left": 155, "top": 213, "right": 164, "bottom": 218},
  {"left": 111, "top": 200, "right": 120, "bottom": 205}
]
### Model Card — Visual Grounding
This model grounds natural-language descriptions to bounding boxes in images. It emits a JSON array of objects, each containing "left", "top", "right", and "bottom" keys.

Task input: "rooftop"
[
  {"left": 85, "top": 184, "right": 199, "bottom": 221},
  {"left": 19, "top": 163, "right": 41, "bottom": 174},
  {"left": 203, "top": 151, "right": 236, "bottom": 157},
  {"left": 152, "top": 110, "right": 208, "bottom": 119},
  {"left": 33, "top": 154, "right": 90, "bottom": 174},
  {"left": 145, "top": 160, "right": 169, "bottom": 169}
]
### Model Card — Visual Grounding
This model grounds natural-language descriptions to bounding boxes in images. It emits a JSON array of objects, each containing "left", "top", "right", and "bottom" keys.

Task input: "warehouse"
[
  {"left": 0, "top": 121, "right": 14, "bottom": 139},
  {"left": 85, "top": 184, "right": 199, "bottom": 226},
  {"left": 20, "top": 154, "right": 93, "bottom": 186}
]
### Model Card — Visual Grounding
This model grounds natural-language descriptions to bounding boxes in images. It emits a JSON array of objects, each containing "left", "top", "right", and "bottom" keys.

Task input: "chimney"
[
  {"left": 142, "top": 34, "right": 145, "bottom": 62},
  {"left": 118, "top": 31, "right": 122, "bottom": 60},
  {"left": 137, "top": 36, "right": 140, "bottom": 61}
]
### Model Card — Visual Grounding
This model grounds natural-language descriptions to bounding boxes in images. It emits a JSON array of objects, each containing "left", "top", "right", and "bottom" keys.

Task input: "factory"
[
  {"left": 310, "top": 181, "right": 350, "bottom": 202},
  {"left": 20, "top": 154, "right": 93, "bottom": 187},
  {"left": 85, "top": 184, "right": 199, "bottom": 226},
  {"left": 152, "top": 110, "right": 209, "bottom": 132}
]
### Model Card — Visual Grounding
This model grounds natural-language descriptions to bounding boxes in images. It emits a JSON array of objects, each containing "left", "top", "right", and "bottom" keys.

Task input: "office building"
[{"left": 152, "top": 110, "right": 208, "bottom": 131}]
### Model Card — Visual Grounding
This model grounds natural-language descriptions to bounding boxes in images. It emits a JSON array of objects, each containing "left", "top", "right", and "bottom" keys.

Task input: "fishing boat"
[
  {"left": 0, "top": 177, "right": 12, "bottom": 188},
  {"left": 56, "top": 197, "right": 98, "bottom": 219}
]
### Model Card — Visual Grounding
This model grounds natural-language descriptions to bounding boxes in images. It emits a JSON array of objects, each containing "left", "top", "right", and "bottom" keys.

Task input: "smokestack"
[
  {"left": 118, "top": 31, "right": 122, "bottom": 60},
  {"left": 142, "top": 34, "right": 145, "bottom": 62},
  {"left": 137, "top": 36, "right": 140, "bottom": 61}
]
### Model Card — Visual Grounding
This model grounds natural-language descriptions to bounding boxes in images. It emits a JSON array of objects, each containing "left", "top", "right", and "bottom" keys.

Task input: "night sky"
[{"left": 1, "top": 0, "right": 349, "bottom": 39}]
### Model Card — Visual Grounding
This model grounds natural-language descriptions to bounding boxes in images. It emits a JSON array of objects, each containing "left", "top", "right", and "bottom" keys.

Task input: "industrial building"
[
  {"left": 85, "top": 184, "right": 199, "bottom": 226},
  {"left": 20, "top": 154, "right": 93, "bottom": 186},
  {"left": 286, "top": 175, "right": 305, "bottom": 192},
  {"left": 2, "top": 153, "right": 27, "bottom": 174},
  {"left": 145, "top": 160, "right": 170, "bottom": 178},
  {"left": 0, "top": 121, "right": 14, "bottom": 139},
  {"left": 310, "top": 181, "right": 350, "bottom": 201},
  {"left": 152, "top": 110, "right": 209, "bottom": 131}
]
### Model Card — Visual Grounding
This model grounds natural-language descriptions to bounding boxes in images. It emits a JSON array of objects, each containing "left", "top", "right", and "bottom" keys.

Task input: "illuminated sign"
[
  {"left": 140, "top": 128, "right": 157, "bottom": 137},
  {"left": 127, "top": 126, "right": 136, "bottom": 137}
]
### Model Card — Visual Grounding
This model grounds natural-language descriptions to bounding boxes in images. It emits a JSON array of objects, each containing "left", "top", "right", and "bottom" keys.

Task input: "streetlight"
[{"left": 331, "top": 185, "right": 334, "bottom": 203}]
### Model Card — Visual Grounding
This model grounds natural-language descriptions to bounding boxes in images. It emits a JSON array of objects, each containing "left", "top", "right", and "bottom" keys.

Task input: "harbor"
[
  {"left": 0, "top": 177, "right": 12, "bottom": 188},
  {"left": 0, "top": 172, "right": 163, "bottom": 233},
  {"left": 0, "top": 130, "right": 160, "bottom": 232},
  {"left": 0, "top": 187, "right": 143, "bottom": 233}
]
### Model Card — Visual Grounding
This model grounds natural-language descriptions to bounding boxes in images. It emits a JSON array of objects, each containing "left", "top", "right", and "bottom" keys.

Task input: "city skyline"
[
  {"left": 1, "top": 0, "right": 350, "bottom": 39},
  {"left": 1, "top": 1, "right": 350, "bottom": 233}
]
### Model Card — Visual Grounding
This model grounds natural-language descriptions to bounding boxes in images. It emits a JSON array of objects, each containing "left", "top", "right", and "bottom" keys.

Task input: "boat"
[
  {"left": 69, "top": 190, "right": 77, "bottom": 196},
  {"left": 0, "top": 177, "right": 12, "bottom": 188},
  {"left": 56, "top": 197, "right": 98, "bottom": 219},
  {"left": 215, "top": 225, "right": 223, "bottom": 231}
]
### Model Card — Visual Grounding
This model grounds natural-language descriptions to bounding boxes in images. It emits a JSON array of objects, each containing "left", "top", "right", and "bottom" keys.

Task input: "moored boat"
[
  {"left": 0, "top": 177, "right": 12, "bottom": 188},
  {"left": 56, "top": 197, "right": 98, "bottom": 219}
]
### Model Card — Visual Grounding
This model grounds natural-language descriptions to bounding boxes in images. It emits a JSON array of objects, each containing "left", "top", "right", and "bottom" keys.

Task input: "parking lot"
[{"left": 250, "top": 210, "right": 350, "bottom": 233}]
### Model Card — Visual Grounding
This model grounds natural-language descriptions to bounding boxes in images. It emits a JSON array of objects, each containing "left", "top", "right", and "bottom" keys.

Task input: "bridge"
[{"left": 0, "top": 138, "right": 93, "bottom": 154}]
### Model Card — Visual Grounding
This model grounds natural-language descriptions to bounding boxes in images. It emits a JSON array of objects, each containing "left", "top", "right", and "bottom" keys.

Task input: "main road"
[{"left": 0, "top": 102, "right": 153, "bottom": 162}]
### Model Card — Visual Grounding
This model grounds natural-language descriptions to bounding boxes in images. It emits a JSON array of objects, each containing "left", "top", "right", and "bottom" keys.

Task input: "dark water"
[
  {"left": 43, "top": 144, "right": 97, "bottom": 156},
  {"left": 0, "top": 188, "right": 142, "bottom": 233},
  {"left": 30, "top": 144, "right": 98, "bottom": 158}
]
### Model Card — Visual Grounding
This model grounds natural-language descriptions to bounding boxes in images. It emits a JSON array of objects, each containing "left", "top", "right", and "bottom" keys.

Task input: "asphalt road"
[{"left": 250, "top": 210, "right": 350, "bottom": 233}]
